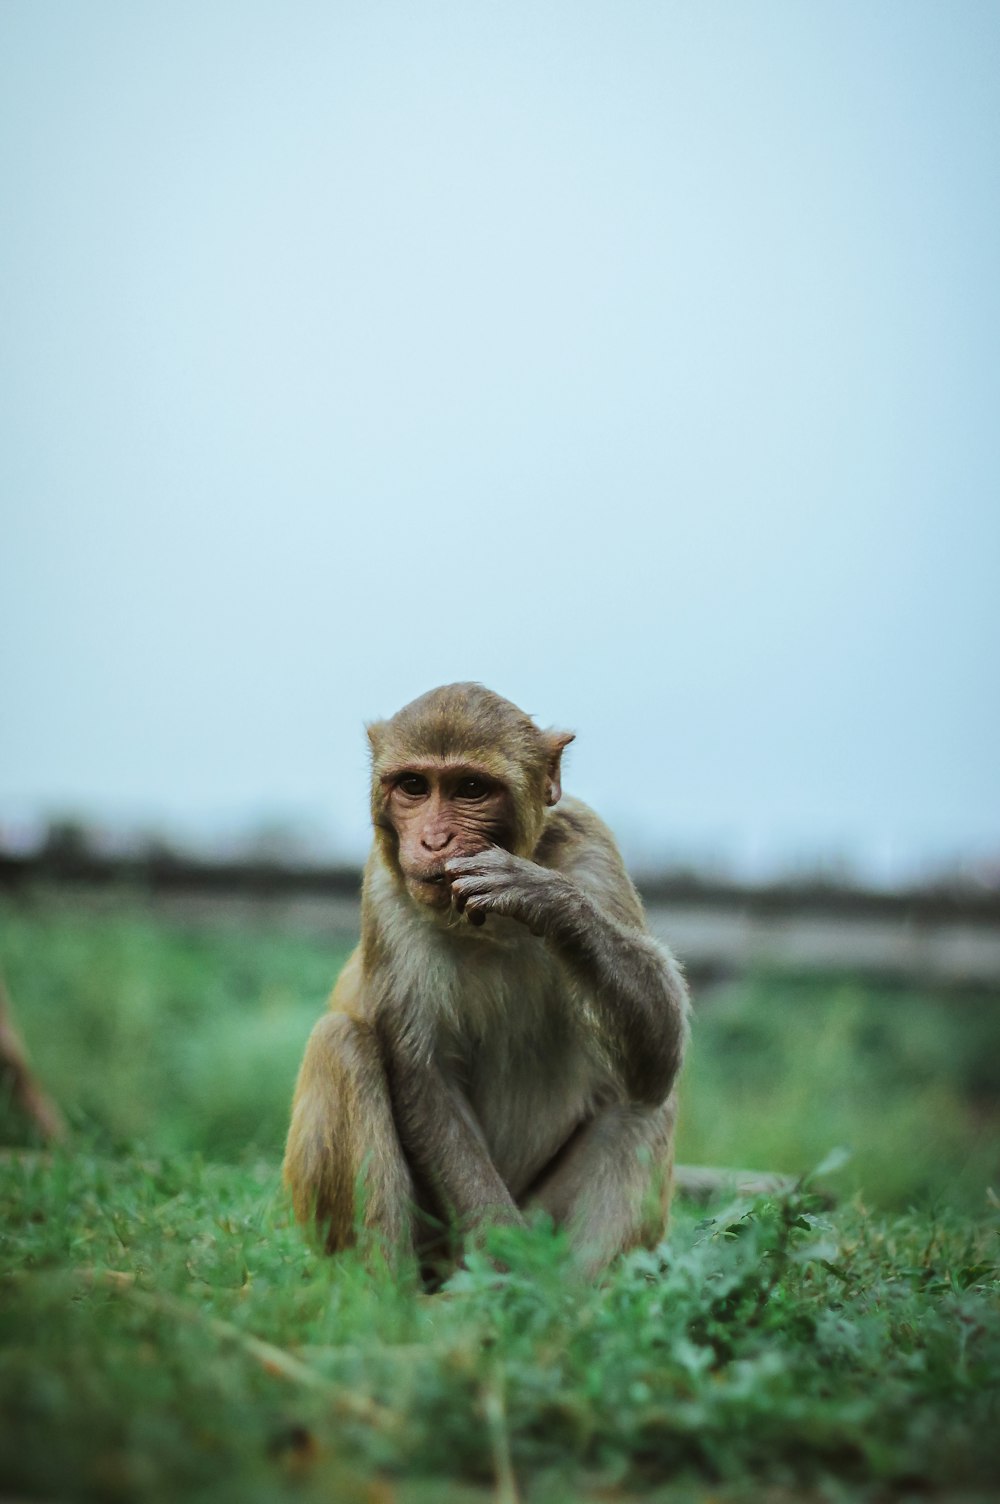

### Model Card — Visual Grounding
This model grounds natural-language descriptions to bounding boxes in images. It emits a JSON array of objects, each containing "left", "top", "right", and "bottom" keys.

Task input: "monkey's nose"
[{"left": 421, "top": 830, "right": 455, "bottom": 853}]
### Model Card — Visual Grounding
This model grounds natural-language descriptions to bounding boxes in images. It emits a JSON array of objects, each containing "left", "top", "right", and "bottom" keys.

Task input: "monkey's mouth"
[{"left": 406, "top": 871, "right": 452, "bottom": 906}]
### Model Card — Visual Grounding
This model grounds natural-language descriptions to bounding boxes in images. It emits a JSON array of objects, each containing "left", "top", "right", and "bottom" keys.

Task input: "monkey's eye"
[
  {"left": 455, "top": 777, "right": 490, "bottom": 801},
  {"left": 397, "top": 774, "right": 429, "bottom": 797}
]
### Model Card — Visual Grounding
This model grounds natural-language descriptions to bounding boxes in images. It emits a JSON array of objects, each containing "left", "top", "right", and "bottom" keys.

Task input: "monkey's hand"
[{"left": 445, "top": 849, "right": 573, "bottom": 937}]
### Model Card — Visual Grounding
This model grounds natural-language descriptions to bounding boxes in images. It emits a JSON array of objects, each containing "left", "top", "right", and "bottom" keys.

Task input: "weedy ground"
[{"left": 1, "top": 892, "right": 998, "bottom": 1502}]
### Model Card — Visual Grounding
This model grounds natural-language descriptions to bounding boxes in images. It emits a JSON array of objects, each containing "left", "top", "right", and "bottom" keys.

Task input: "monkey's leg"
[
  {"left": 283, "top": 1012, "right": 416, "bottom": 1259},
  {"left": 523, "top": 1095, "right": 677, "bottom": 1276}
]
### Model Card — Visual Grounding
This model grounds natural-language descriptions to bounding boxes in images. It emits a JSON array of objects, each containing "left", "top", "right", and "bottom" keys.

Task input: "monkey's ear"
[
  {"left": 366, "top": 721, "right": 386, "bottom": 757},
  {"left": 544, "top": 731, "right": 576, "bottom": 807}
]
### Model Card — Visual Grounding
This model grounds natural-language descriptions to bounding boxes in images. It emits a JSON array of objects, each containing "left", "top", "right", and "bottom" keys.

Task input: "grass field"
[{"left": 1, "top": 891, "right": 998, "bottom": 1501}]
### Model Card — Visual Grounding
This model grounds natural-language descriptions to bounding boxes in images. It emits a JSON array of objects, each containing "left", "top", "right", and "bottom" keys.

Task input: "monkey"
[{"left": 283, "top": 683, "right": 690, "bottom": 1278}]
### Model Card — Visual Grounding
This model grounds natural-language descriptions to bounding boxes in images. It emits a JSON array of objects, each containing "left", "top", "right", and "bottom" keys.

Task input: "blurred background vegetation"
[{"left": 2, "top": 890, "right": 996, "bottom": 1212}]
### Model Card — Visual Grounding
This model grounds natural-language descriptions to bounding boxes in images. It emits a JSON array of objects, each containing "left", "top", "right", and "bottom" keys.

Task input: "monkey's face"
[
  {"left": 380, "top": 764, "right": 512, "bottom": 910},
  {"left": 368, "top": 684, "right": 575, "bottom": 875}
]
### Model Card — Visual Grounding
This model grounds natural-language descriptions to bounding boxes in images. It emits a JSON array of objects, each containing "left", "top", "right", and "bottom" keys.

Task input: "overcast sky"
[{"left": 1, "top": 2, "right": 998, "bottom": 879}]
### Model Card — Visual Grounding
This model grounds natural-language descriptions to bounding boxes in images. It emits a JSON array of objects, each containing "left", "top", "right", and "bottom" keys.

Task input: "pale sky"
[{"left": 2, "top": 2, "right": 998, "bottom": 879}]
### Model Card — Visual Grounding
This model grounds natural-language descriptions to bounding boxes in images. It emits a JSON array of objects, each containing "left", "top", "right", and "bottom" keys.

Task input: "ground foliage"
[
  {"left": 1, "top": 893, "right": 998, "bottom": 1500},
  {"left": 1, "top": 1151, "right": 997, "bottom": 1502}
]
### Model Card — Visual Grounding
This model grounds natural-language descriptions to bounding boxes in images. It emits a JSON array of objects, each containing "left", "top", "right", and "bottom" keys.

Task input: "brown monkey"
[{"left": 283, "top": 683, "right": 690, "bottom": 1276}]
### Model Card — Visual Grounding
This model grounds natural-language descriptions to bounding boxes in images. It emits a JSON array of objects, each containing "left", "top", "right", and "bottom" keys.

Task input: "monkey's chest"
[
  {"left": 457, "top": 1000, "right": 605, "bottom": 1199},
  {"left": 427, "top": 930, "right": 610, "bottom": 1197}
]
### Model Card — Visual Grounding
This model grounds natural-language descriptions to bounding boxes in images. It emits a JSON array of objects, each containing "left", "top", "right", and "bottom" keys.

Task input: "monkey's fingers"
[
  {"left": 444, "top": 849, "right": 511, "bottom": 878},
  {"left": 451, "top": 877, "right": 512, "bottom": 928},
  {"left": 448, "top": 875, "right": 492, "bottom": 925},
  {"left": 449, "top": 873, "right": 510, "bottom": 907},
  {"left": 450, "top": 879, "right": 488, "bottom": 925}
]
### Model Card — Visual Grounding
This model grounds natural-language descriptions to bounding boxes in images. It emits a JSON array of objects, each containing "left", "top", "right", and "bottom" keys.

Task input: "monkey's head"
[{"left": 366, "top": 683, "right": 574, "bottom": 913}]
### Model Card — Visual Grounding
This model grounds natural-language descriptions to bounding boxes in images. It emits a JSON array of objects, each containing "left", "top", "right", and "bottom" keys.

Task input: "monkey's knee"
[
  {"left": 284, "top": 1012, "right": 414, "bottom": 1257},
  {"left": 528, "top": 1098, "right": 676, "bottom": 1273}
]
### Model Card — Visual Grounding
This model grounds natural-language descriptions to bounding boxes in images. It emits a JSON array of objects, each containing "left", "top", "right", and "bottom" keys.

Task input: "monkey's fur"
[{"left": 284, "top": 684, "right": 690, "bottom": 1276}]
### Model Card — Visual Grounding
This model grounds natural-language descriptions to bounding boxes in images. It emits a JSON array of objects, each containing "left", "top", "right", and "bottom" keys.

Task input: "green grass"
[
  {"left": 0, "top": 893, "right": 350, "bottom": 1159},
  {"left": 1, "top": 892, "right": 998, "bottom": 1501},
  {"left": 682, "top": 972, "right": 1000, "bottom": 1209}
]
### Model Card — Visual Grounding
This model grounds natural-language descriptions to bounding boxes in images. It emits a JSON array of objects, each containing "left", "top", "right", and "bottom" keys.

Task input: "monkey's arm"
[
  {"left": 374, "top": 995, "right": 525, "bottom": 1231},
  {"left": 446, "top": 849, "right": 689, "bottom": 1105}
]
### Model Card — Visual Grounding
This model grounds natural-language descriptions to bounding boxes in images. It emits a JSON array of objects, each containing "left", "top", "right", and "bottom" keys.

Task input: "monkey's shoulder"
[
  {"left": 535, "top": 794, "right": 606, "bottom": 845},
  {"left": 535, "top": 796, "right": 646, "bottom": 930},
  {"left": 534, "top": 795, "right": 624, "bottom": 870},
  {"left": 326, "top": 944, "right": 366, "bottom": 1020}
]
